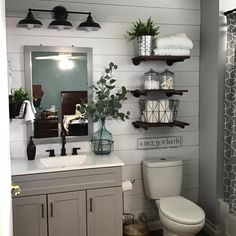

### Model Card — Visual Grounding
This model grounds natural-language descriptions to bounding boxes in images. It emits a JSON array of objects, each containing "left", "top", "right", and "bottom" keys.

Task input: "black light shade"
[
  {"left": 17, "top": 6, "right": 101, "bottom": 31},
  {"left": 48, "top": 6, "right": 73, "bottom": 30},
  {"left": 78, "top": 15, "right": 101, "bottom": 31},
  {"left": 48, "top": 20, "right": 73, "bottom": 30},
  {"left": 17, "top": 10, "right": 42, "bottom": 29}
]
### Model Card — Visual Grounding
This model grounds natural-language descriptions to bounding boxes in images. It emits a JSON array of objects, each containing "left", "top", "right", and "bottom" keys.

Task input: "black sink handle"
[
  {"left": 46, "top": 149, "right": 55, "bottom": 157},
  {"left": 72, "top": 147, "right": 81, "bottom": 155}
]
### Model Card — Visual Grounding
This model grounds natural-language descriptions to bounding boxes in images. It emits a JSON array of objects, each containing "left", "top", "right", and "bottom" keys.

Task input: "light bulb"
[
  {"left": 58, "top": 59, "right": 75, "bottom": 70},
  {"left": 26, "top": 24, "right": 34, "bottom": 29},
  {"left": 57, "top": 25, "right": 64, "bottom": 31}
]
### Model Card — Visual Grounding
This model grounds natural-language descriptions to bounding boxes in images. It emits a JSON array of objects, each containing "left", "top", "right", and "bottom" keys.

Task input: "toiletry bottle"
[{"left": 27, "top": 136, "right": 36, "bottom": 160}]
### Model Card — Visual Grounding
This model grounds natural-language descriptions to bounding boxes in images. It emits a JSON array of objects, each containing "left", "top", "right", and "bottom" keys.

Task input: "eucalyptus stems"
[{"left": 78, "top": 62, "right": 130, "bottom": 122}]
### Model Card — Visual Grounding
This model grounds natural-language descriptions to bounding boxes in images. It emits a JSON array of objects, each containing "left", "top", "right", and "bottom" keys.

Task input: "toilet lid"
[{"left": 159, "top": 196, "right": 205, "bottom": 225}]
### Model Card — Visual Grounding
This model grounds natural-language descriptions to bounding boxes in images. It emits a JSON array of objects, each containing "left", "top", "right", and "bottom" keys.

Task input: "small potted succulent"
[
  {"left": 78, "top": 62, "right": 130, "bottom": 155},
  {"left": 9, "top": 87, "right": 30, "bottom": 118},
  {"left": 127, "top": 17, "right": 159, "bottom": 56}
]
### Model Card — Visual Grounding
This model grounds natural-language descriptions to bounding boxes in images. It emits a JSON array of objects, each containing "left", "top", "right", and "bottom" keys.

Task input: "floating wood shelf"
[
  {"left": 132, "top": 120, "right": 189, "bottom": 129},
  {"left": 132, "top": 55, "right": 190, "bottom": 66},
  {"left": 130, "top": 89, "right": 188, "bottom": 97}
]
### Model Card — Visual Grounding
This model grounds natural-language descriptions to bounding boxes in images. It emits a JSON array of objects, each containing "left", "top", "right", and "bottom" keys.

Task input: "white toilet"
[{"left": 142, "top": 158, "right": 205, "bottom": 236}]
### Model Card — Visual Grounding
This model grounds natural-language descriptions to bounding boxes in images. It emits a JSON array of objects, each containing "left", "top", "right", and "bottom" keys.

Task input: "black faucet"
[{"left": 61, "top": 131, "right": 67, "bottom": 156}]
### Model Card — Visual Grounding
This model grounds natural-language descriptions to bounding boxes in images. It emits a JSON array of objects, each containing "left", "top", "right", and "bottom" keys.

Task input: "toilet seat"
[{"left": 158, "top": 196, "right": 205, "bottom": 225}]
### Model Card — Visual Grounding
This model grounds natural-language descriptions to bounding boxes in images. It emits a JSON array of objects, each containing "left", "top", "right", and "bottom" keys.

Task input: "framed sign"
[{"left": 137, "top": 136, "right": 181, "bottom": 150}]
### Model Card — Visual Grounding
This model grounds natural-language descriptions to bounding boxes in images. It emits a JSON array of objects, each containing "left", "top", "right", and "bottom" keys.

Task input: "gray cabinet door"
[
  {"left": 87, "top": 187, "right": 122, "bottom": 236},
  {"left": 48, "top": 191, "right": 86, "bottom": 236},
  {"left": 12, "top": 195, "right": 47, "bottom": 236}
]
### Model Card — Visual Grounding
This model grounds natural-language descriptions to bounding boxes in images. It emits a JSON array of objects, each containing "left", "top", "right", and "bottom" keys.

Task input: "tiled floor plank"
[{"left": 149, "top": 230, "right": 209, "bottom": 236}]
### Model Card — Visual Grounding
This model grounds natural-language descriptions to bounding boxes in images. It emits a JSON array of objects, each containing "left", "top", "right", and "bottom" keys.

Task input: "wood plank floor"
[{"left": 150, "top": 230, "right": 209, "bottom": 236}]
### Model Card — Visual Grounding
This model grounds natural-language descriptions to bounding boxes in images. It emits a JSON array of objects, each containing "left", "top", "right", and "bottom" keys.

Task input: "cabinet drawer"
[
  {"left": 12, "top": 167, "right": 122, "bottom": 197},
  {"left": 34, "top": 129, "right": 58, "bottom": 138},
  {"left": 35, "top": 119, "right": 58, "bottom": 128}
]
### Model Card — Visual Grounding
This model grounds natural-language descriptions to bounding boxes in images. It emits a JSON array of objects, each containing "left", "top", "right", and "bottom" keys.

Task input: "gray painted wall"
[
  {"left": 200, "top": 0, "right": 220, "bottom": 226},
  {"left": 200, "top": 0, "right": 235, "bottom": 228}
]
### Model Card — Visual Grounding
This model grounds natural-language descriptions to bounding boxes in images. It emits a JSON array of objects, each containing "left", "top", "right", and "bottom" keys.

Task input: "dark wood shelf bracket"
[
  {"left": 130, "top": 89, "right": 188, "bottom": 98},
  {"left": 132, "top": 55, "right": 190, "bottom": 66}
]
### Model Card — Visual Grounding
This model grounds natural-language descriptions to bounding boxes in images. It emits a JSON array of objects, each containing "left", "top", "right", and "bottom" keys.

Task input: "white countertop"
[{"left": 11, "top": 152, "right": 124, "bottom": 176}]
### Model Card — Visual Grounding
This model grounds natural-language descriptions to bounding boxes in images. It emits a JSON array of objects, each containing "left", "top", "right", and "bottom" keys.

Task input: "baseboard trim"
[{"left": 204, "top": 218, "right": 222, "bottom": 236}]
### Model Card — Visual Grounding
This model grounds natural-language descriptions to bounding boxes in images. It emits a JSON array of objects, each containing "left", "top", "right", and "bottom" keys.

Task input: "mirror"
[{"left": 24, "top": 46, "right": 93, "bottom": 144}]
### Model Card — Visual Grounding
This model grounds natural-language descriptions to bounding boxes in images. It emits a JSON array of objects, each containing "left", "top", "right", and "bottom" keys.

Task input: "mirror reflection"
[{"left": 24, "top": 46, "right": 93, "bottom": 143}]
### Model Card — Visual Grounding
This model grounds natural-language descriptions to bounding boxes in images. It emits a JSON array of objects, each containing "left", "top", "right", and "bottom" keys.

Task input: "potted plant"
[
  {"left": 127, "top": 17, "right": 159, "bottom": 56},
  {"left": 78, "top": 62, "right": 130, "bottom": 155},
  {"left": 9, "top": 87, "right": 30, "bottom": 118}
]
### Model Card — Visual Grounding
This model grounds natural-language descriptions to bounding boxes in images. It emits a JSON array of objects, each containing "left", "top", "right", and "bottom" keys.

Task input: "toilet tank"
[{"left": 142, "top": 158, "right": 183, "bottom": 199}]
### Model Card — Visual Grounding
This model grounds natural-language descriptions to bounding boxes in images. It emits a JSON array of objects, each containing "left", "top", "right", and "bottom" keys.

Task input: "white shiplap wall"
[{"left": 6, "top": 0, "right": 200, "bottom": 220}]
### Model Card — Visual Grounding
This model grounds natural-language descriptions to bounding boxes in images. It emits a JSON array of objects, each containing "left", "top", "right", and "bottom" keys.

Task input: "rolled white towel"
[
  {"left": 155, "top": 33, "right": 193, "bottom": 50},
  {"left": 170, "top": 33, "right": 193, "bottom": 49},
  {"left": 153, "top": 48, "right": 190, "bottom": 56}
]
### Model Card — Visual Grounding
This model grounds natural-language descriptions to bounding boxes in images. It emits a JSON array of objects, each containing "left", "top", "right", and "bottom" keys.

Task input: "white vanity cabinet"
[
  {"left": 13, "top": 195, "right": 48, "bottom": 236},
  {"left": 12, "top": 166, "right": 123, "bottom": 236},
  {"left": 87, "top": 187, "right": 122, "bottom": 236}
]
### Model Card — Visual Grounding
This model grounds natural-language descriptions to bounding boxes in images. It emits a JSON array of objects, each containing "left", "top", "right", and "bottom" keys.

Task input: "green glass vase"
[{"left": 91, "top": 119, "right": 114, "bottom": 155}]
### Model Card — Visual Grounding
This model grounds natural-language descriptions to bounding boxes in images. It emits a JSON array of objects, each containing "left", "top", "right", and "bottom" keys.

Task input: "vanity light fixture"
[
  {"left": 78, "top": 14, "right": 101, "bottom": 31},
  {"left": 17, "top": 5, "right": 101, "bottom": 31},
  {"left": 48, "top": 6, "right": 73, "bottom": 30},
  {"left": 17, "top": 9, "right": 43, "bottom": 29}
]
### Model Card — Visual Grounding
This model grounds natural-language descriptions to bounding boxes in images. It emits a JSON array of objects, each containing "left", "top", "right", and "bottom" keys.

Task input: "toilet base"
[
  {"left": 159, "top": 207, "right": 204, "bottom": 236},
  {"left": 163, "top": 227, "right": 194, "bottom": 236}
]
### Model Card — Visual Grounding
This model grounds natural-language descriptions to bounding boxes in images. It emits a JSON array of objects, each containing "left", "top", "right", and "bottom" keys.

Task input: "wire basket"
[
  {"left": 123, "top": 213, "right": 149, "bottom": 236},
  {"left": 91, "top": 139, "right": 114, "bottom": 155},
  {"left": 123, "top": 213, "right": 136, "bottom": 226},
  {"left": 140, "top": 99, "right": 179, "bottom": 123}
]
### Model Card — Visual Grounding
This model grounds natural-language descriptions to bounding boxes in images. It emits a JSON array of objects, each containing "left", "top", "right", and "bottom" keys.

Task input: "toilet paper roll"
[
  {"left": 122, "top": 181, "right": 133, "bottom": 192},
  {"left": 145, "top": 100, "right": 153, "bottom": 112},
  {"left": 159, "top": 100, "right": 169, "bottom": 111}
]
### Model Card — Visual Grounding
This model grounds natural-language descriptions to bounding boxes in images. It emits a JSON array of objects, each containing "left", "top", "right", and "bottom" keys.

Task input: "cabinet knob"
[
  {"left": 90, "top": 198, "right": 93, "bottom": 212},
  {"left": 41, "top": 204, "right": 45, "bottom": 218},
  {"left": 11, "top": 183, "right": 21, "bottom": 196},
  {"left": 50, "top": 202, "right": 54, "bottom": 217}
]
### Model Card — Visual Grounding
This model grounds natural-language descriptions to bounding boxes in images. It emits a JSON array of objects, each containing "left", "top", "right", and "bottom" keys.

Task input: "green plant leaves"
[
  {"left": 105, "top": 85, "right": 115, "bottom": 89},
  {"left": 77, "top": 62, "right": 130, "bottom": 122},
  {"left": 11, "top": 87, "right": 30, "bottom": 103},
  {"left": 110, "top": 79, "right": 116, "bottom": 84},
  {"left": 127, "top": 17, "right": 159, "bottom": 41}
]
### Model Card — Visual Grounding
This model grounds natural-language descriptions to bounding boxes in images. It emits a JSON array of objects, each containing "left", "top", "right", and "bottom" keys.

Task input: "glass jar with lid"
[
  {"left": 160, "top": 69, "right": 175, "bottom": 90},
  {"left": 144, "top": 69, "right": 160, "bottom": 90}
]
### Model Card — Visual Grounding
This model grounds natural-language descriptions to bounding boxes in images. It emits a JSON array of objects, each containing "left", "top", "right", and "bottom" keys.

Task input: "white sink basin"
[{"left": 40, "top": 155, "right": 87, "bottom": 168}]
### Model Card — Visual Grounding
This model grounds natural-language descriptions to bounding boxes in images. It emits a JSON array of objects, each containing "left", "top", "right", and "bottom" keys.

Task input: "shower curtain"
[{"left": 223, "top": 13, "right": 236, "bottom": 215}]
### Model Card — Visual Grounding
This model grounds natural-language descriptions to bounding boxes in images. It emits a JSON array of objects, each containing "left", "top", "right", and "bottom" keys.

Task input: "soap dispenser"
[{"left": 27, "top": 136, "right": 36, "bottom": 160}]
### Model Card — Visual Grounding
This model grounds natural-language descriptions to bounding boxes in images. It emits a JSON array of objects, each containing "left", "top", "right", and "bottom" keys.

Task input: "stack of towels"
[{"left": 153, "top": 33, "right": 193, "bottom": 56}]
